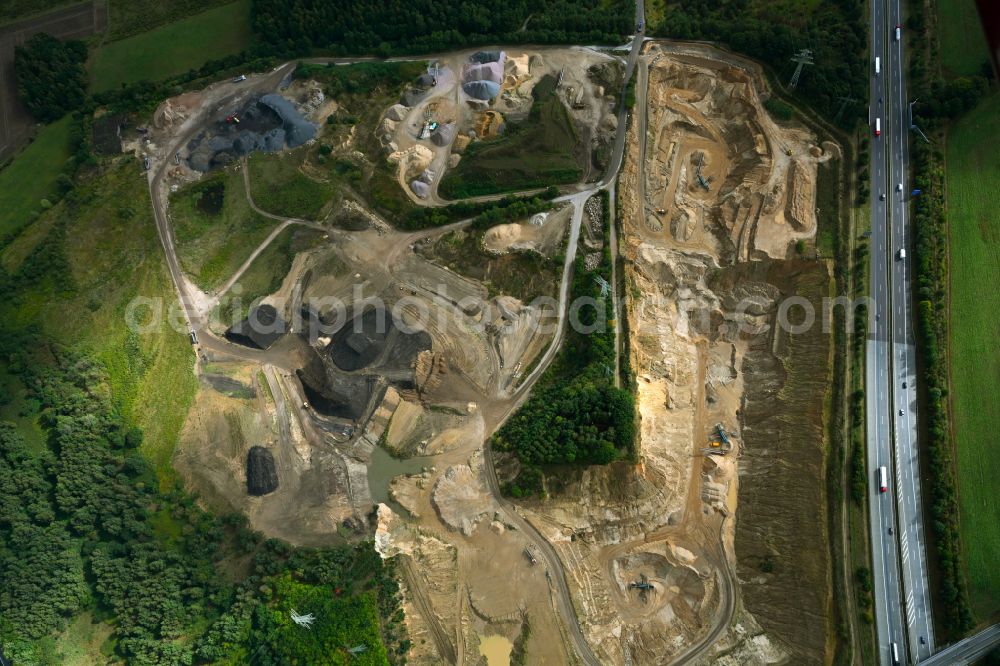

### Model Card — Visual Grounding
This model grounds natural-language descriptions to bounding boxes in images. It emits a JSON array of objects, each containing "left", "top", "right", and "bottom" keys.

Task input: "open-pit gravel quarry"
[{"left": 142, "top": 40, "right": 840, "bottom": 666}]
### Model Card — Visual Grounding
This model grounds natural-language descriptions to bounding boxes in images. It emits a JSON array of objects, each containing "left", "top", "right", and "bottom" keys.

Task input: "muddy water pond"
[
  {"left": 366, "top": 445, "right": 435, "bottom": 515},
  {"left": 477, "top": 634, "right": 513, "bottom": 666}
]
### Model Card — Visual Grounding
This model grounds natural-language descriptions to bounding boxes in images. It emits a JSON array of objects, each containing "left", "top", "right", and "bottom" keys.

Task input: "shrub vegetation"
[
  {"left": 496, "top": 192, "right": 634, "bottom": 496},
  {"left": 14, "top": 33, "right": 87, "bottom": 122},
  {"left": 251, "top": 0, "right": 632, "bottom": 56}
]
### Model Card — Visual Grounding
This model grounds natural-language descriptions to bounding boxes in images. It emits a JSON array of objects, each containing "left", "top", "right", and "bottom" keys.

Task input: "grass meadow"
[
  {"left": 0, "top": 160, "right": 198, "bottom": 483},
  {"left": 247, "top": 150, "right": 337, "bottom": 220},
  {"left": 88, "top": 0, "right": 253, "bottom": 92},
  {"left": 171, "top": 167, "right": 277, "bottom": 291},
  {"left": 946, "top": 89, "right": 1000, "bottom": 619},
  {"left": 0, "top": 116, "right": 72, "bottom": 238},
  {"left": 936, "top": 0, "right": 991, "bottom": 78},
  {"left": 439, "top": 75, "right": 582, "bottom": 199}
]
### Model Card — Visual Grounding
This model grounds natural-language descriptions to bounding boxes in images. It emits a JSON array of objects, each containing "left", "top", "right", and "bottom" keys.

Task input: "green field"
[
  {"left": 88, "top": 0, "right": 253, "bottom": 92},
  {"left": 439, "top": 75, "right": 582, "bottom": 199},
  {"left": 0, "top": 117, "right": 72, "bottom": 238},
  {"left": 947, "top": 90, "right": 1000, "bottom": 619},
  {"left": 936, "top": 0, "right": 991, "bottom": 78},
  {"left": 107, "top": 0, "right": 237, "bottom": 40},
  {"left": 247, "top": 150, "right": 338, "bottom": 220},
  {"left": 170, "top": 167, "right": 277, "bottom": 291},
  {"left": 0, "top": 160, "right": 198, "bottom": 481}
]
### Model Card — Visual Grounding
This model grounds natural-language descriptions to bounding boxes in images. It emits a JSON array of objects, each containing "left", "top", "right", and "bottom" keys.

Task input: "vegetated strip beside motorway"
[
  {"left": 905, "top": 0, "right": 989, "bottom": 638},
  {"left": 933, "top": 0, "right": 1000, "bottom": 622},
  {"left": 945, "top": 89, "right": 1000, "bottom": 619}
]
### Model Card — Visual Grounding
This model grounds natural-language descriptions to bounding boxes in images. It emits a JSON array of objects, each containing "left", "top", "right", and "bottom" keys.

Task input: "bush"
[
  {"left": 496, "top": 192, "right": 635, "bottom": 494},
  {"left": 14, "top": 33, "right": 87, "bottom": 123},
  {"left": 764, "top": 98, "right": 794, "bottom": 121}
]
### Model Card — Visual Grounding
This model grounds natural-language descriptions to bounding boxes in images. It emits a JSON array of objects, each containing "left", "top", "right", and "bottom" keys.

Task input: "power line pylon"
[
  {"left": 788, "top": 49, "right": 815, "bottom": 90},
  {"left": 835, "top": 95, "right": 858, "bottom": 122}
]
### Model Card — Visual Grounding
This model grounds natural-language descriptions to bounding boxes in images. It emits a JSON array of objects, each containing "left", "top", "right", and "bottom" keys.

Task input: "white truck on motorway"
[
  {"left": 898, "top": 248, "right": 906, "bottom": 260},
  {"left": 875, "top": 56, "right": 880, "bottom": 75},
  {"left": 874, "top": 117, "right": 881, "bottom": 137},
  {"left": 895, "top": 24, "right": 902, "bottom": 41}
]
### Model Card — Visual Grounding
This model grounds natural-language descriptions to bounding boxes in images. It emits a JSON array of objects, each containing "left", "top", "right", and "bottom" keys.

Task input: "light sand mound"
[
  {"left": 482, "top": 223, "right": 523, "bottom": 252},
  {"left": 432, "top": 464, "right": 494, "bottom": 536}
]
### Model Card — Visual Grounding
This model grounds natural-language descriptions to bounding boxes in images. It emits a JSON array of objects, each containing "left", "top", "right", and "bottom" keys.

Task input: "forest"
[
  {"left": 494, "top": 192, "right": 635, "bottom": 497},
  {"left": 0, "top": 342, "right": 407, "bottom": 664},
  {"left": 251, "top": 0, "right": 633, "bottom": 56},
  {"left": 651, "top": 0, "right": 868, "bottom": 128},
  {"left": 14, "top": 33, "right": 88, "bottom": 123}
]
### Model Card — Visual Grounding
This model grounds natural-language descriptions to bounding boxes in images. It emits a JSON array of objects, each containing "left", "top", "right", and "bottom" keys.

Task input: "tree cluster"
[
  {"left": 651, "top": 0, "right": 867, "bottom": 129},
  {"left": 399, "top": 187, "right": 558, "bottom": 231},
  {"left": 0, "top": 343, "right": 408, "bottom": 664},
  {"left": 14, "top": 33, "right": 87, "bottom": 123},
  {"left": 296, "top": 61, "right": 427, "bottom": 98},
  {"left": 495, "top": 192, "right": 635, "bottom": 497},
  {"left": 920, "top": 75, "right": 990, "bottom": 120},
  {"left": 251, "top": 0, "right": 632, "bottom": 57}
]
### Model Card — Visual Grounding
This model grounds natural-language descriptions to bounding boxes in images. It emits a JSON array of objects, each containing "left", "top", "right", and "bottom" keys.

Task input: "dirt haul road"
[
  {"left": 501, "top": 42, "right": 837, "bottom": 664},
  {"left": 149, "top": 17, "right": 830, "bottom": 666},
  {"left": 153, "top": 55, "right": 626, "bottom": 666}
]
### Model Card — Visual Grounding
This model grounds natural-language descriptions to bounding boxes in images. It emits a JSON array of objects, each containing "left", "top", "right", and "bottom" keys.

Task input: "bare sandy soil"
[
  {"left": 383, "top": 46, "right": 620, "bottom": 203},
  {"left": 539, "top": 43, "right": 833, "bottom": 663},
  {"left": 165, "top": 42, "right": 837, "bottom": 665}
]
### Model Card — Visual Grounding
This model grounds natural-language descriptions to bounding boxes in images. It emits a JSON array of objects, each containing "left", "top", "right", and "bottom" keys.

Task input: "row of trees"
[
  {"left": 496, "top": 192, "right": 635, "bottom": 496},
  {"left": 0, "top": 339, "right": 407, "bottom": 664},
  {"left": 14, "top": 33, "right": 87, "bottom": 122},
  {"left": 904, "top": 0, "right": 977, "bottom": 638},
  {"left": 251, "top": 0, "right": 632, "bottom": 57},
  {"left": 399, "top": 186, "right": 559, "bottom": 230}
]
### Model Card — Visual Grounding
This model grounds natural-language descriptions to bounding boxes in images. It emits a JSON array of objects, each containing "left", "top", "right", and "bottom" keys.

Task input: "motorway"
[
  {"left": 885, "top": 0, "right": 935, "bottom": 659},
  {"left": 868, "top": 0, "right": 935, "bottom": 662},
  {"left": 921, "top": 625, "right": 1000, "bottom": 666}
]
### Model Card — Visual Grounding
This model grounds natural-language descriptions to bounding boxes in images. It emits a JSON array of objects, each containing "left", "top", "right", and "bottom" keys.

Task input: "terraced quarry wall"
[{"left": 723, "top": 259, "right": 833, "bottom": 662}]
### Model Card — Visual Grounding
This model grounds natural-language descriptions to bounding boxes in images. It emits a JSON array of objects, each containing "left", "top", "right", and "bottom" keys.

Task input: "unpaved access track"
[{"left": 145, "top": 2, "right": 836, "bottom": 659}]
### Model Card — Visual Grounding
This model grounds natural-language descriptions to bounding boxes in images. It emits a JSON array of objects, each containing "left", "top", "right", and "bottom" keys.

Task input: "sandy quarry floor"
[
  {"left": 166, "top": 41, "right": 837, "bottom": 665},
  {"left": 533, "top": 42, "right": 832, "bottom": 663}
]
